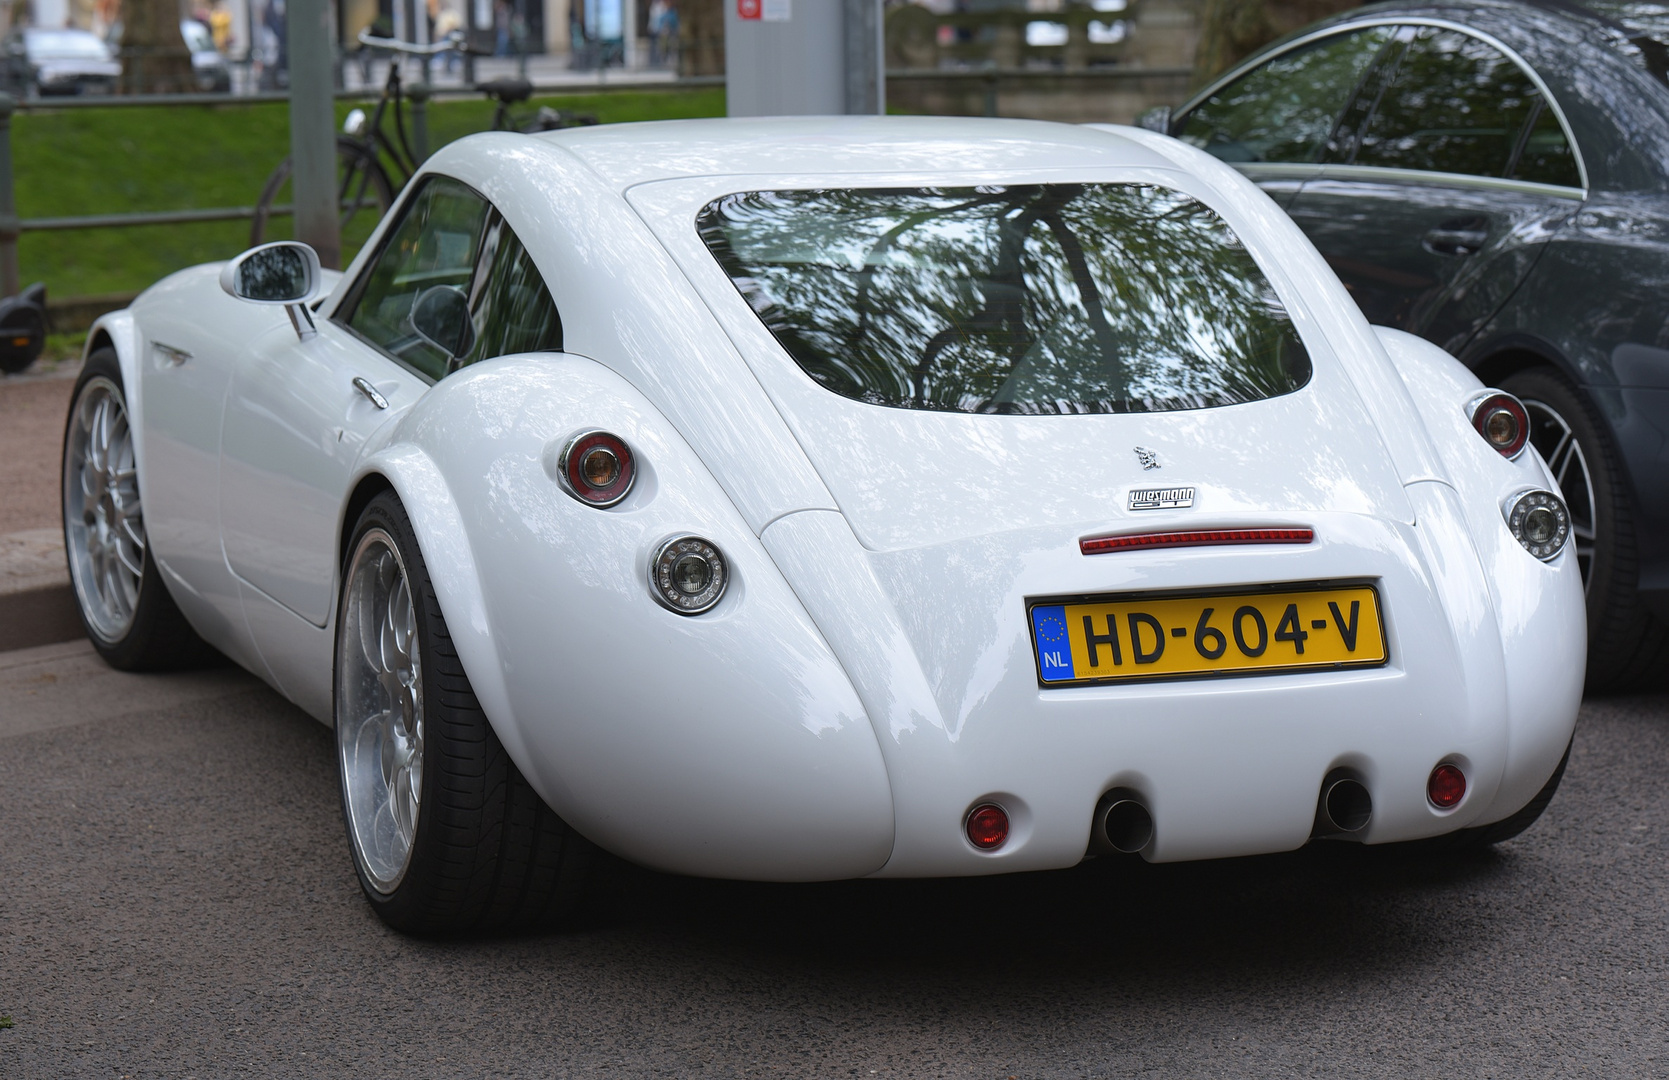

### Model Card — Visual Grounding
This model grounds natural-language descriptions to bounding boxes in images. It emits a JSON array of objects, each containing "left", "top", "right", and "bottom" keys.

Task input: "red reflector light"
[
  {"left": 965, "top": 804, "right": 1009, "bottom": 850},
  {"left": 1428, "top": 763, "right": 1467, "bottom": 809},
  {"left": 1080, "top": 528, "right": 1314, "bottom": 556},
  {"left": 1470, "top": 392, "right": 1529, "bottom": 459},
  {"left": 559, "top": 430, "right": 635, "bottom": 508}
]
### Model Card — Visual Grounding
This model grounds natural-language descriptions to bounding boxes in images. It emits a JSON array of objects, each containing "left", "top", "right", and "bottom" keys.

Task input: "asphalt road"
[{"left": 2, "top": 639, "right": 1667, "bottom": 1079}]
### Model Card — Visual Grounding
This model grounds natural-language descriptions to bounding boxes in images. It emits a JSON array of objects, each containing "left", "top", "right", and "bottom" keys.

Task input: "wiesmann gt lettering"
[{"left": 60, "top": 117, "right": 1583, "bottom": 934}]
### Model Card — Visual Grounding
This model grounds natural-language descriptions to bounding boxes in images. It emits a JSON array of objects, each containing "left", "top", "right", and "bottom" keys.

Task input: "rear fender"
[
  {"left": 353, "top": 353, "right": 896, "bottom": 880},
  {"left": 1378, "top": 327, "right": 1584, "bottom": 823}
]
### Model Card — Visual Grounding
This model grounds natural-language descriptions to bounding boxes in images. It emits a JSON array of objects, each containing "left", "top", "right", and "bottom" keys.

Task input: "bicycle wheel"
[{"left": 250, "top": 136, "right": 397, "bottom": 252}]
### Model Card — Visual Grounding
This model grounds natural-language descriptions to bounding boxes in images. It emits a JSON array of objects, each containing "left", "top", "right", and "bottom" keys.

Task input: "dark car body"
[
  {"left": 1165, "top": 0, "right": 1669, "bottom": 689},
  {"left": 2, "top": 28, "right": 120, "bottom": 96}
]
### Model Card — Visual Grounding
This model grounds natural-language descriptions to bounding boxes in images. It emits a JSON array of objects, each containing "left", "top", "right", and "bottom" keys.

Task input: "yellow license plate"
[{"left": 1029, "top": 585, "right": 1386, "bottom": 686}]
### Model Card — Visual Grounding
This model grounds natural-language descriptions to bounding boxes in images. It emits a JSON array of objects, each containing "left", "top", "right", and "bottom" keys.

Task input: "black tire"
[
  {"left": 249, "top": 136, "right": 396, "bottom": 248},
  {"left": 1501, "top": 368, "right": 1669, "bottom": 692},
  {"left": 61, "top": 347, "right": 217, "bottom": 670},
  {"left": 335, "top": 491, "right": 593, "bottom": 935}
]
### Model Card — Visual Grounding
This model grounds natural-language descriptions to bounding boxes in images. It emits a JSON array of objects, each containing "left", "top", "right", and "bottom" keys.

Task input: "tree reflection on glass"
[
  {"left": 236, "top": 245, "right": 309, "bottom": 302},
  {"left": 699, "top": 183, "right": 1311, "bottom": 415}
]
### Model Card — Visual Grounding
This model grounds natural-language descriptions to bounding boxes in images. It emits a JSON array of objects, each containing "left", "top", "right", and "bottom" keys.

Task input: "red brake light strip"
[{"left": 1080, "top": 528, "right": 1315, "bottom": 555}]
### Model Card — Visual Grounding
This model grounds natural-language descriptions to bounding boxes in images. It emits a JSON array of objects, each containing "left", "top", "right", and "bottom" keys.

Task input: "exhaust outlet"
[
  {"left": 1091, "top": 791, "right": 1154, "bottom": 855},
  {"left": 1313, "top": 770, "right": 1372, "bottom": 838}
]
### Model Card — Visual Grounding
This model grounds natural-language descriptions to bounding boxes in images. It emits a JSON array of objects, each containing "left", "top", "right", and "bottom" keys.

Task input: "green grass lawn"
[{"left": 16, "top": 87, "right": 726, "bottom": 299}]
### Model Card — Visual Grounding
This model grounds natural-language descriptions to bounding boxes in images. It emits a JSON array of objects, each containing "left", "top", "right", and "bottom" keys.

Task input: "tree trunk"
[
  {"left": 677, "top": 0, "right": 723, "bottom": 78},
  {"left": 1192, "top": 0, "right": 1364, "bottom": 89},
  {"left": 118, "top": 0, "right": 196, "bottom": 94}
]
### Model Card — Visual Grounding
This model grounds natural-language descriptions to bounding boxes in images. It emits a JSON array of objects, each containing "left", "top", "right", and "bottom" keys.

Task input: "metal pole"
[
  {"left": 463, "top": 0, "right": 477, "bottom": 85},
  {"left": 407, "top": 81, "right": 430, "bottom": 162},
  {"left": 288, "top": 0, "right": 341, "bottom": 267},
  {"left": 0, "top": 94, "right": 17, "bottom": 297},
  {"left": 842, "top": 0, "right": 883, "bottom": 115}
]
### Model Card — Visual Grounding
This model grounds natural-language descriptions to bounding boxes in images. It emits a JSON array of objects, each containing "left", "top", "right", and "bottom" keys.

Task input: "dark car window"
[
  {"left": 1353, "top": 27, "right": 1564, "bottom": 180},
  {"left": 457, "top": 215, "right": 563, "bottom": 368},
  {"left": 698, "top": 184, "right": 1312, "bottom": 416},
  {"left": 1177, "top": 26, "right": 1397, "bottom": 164},
  {"left": 1512, "top": 100, "right": 1583, "bottom": 187},
  {"left": 341, "top": 176, "right": 561, "bottom": 380}
]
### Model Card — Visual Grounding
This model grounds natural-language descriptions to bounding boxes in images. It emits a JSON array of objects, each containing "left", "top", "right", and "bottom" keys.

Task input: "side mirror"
[
  {"left": 221, "top": 241, "right": 320, "bottom": 304},
  {"left": 1137, "top": 105, "right": 1173, "bottom": 134},
  {"left": 409, "top": 285, "right": 476, "bottom": 362},
  {"left": 220, "top": 241, "right": 322, "bottom": 339}
]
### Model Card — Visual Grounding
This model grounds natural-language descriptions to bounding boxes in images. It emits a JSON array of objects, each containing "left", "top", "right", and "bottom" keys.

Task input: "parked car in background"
[
  {"left": 1, "top": 27, "right": 119, "bottom": 96},
  {"left": 1159, "top": 0, "right": 1669, "bottom": 690},
  {"left": 63, "top": 117, "right": 1582, "bottom": 933},
  {"left": 180, "top": 19, "right": 231, "bottom": 93}
]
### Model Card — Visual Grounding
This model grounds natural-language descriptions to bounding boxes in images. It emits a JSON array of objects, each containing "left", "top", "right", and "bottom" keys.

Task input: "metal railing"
[{"left": 0, "top": 77, "right": 725, "bottom": 298}]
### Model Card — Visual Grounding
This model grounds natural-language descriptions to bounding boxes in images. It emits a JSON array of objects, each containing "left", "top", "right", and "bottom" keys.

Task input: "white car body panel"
[{"left": 89, "top": 116, "right": 1584, "bottom": 880}]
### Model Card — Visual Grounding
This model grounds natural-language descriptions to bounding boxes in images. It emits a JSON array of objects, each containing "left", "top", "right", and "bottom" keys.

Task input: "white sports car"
[{"left": 63, "top": 117, "right": 1585, "bottom": 934}]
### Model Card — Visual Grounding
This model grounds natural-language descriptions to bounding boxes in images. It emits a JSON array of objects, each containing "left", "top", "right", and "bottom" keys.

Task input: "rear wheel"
[
  {"left": 61, "top": 348, "right": 215, "bottom": 670},
  {"left": 1501, "top": 368, "right": 1669, "bottom": 691},
  {"left": 336, "top": 491, "right": 593, "bottom": 935}
]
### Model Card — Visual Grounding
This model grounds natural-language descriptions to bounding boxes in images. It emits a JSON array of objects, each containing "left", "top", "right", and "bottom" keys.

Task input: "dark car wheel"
[
  {"left": 1502, "top": 368, "right": 1669, "bottom": 692},
  {"left": 336, "top": 491, "right": 594, "bottom": 935},
  {"left": 61, "top": 348, "right": 218, "bottom": 670}
]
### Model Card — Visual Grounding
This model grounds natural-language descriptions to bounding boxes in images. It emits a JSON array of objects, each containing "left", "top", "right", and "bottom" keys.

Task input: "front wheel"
[
  {"left": 61, "top": 348, "right": 216, "bottom": 669},
  {"left": 336, "top": 491, "right": 593, "bottom": 935},
  {"left": 249, "top": 136, "right": 396, "bottom": 248}
]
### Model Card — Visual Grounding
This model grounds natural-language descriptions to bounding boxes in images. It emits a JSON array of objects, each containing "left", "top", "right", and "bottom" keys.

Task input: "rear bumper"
[{"left": 762, "top": 490, "right": 1583, "bottom": 878}]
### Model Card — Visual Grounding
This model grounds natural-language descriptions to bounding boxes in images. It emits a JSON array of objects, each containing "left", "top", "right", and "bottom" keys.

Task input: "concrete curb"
[{"left": 0, "top": 529, "right": 84, "bottom": 652}]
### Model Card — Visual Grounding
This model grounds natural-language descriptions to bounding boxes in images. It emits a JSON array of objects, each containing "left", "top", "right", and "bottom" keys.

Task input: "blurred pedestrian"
[
  {"left": 493, "top": 0, "right": 510, "bottom": 56},
  {"left": 436, "top": 2, "right": 461, "bottom": 71},
  {"left": 208, "top": 0, "right": 232, "bottom": 51}
]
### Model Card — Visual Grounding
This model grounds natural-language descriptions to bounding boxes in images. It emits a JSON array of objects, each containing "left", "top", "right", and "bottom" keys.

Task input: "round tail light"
[
  {"left": 559, "top": 430, "right": 635, "bottom": 507},
  {"left": 650, "top": 536, "right": 728, "bottom": 614},
  {"left": 1428, "top": 763, "right": 1467, "bottom": 809},
  {"left": 1504, "top": 489, "right": 1570, "bottom": 561},
  {"left": 1469, "top": 392, "right": 1530, "bottom": 459},
  {"left": 965, "top": 803, "right": 1009, "bottom": 850}
]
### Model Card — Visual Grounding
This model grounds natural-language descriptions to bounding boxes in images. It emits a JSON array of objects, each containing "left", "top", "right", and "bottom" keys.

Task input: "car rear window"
[{"left": 697, "top": 183, "right": 1312, "bottom": 415}]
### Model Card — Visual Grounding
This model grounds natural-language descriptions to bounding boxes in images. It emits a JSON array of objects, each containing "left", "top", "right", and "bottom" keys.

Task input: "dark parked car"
[
  {"left": 1158, "top": 0, "right": 1669, "bottom": 690},
  {"left": 1, "top": 27, "right": 120, "bottom": 96}
]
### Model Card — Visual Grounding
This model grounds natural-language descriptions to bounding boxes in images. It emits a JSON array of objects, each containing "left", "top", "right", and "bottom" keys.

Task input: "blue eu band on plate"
[{"left": 1030, "top": 585, "right": 1387, "bottom": 686}]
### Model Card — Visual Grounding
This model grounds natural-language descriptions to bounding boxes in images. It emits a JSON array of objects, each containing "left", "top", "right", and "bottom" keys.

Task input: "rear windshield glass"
[{"left": 697, "top": 183, "right": 1312, "bottom": 415}]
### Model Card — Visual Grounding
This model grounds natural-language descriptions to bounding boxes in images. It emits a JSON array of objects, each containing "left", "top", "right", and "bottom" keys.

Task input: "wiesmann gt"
[{"left": 61, "top": 117, "right": 1584, "bottom": 933}]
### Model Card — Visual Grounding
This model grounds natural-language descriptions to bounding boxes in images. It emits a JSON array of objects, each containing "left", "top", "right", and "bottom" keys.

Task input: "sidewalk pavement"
[{"left": 2, "top": 360, "right": 82, "bottom": 652}]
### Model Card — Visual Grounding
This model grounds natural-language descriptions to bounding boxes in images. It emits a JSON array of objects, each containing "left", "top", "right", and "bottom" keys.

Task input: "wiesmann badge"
[{"left": 1128, "top": 486, "right": 1196, "bottom": 511}]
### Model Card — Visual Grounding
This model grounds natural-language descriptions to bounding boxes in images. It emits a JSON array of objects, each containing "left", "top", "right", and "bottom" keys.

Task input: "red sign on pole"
[{"left": 738, "top": 0, "right": 760, "bottom": 18}]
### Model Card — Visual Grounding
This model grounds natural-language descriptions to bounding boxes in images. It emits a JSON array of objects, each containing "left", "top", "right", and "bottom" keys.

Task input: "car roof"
[
  {"left": 534, "top": 115, "right": 1178, "bottom": 191},
  {"left": 1304, "top": 0, "right": 1667, "bottom": 82}
]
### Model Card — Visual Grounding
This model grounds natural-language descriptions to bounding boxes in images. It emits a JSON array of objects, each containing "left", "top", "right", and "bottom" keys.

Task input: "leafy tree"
[{"left": 1193, "top": 0, "right": 1365, "bottom": 87}]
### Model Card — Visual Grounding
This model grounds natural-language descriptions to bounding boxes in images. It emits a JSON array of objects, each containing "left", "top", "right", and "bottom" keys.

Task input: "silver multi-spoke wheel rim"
[
  {"left": 1523, "top": 397, "right": 1597, "bottom": 593},
  {"left": 63, "top": 376, "right": 145, "bottom": 642},
  {"left": 337, "top": 529, "right": 425, "bottom": 893}
]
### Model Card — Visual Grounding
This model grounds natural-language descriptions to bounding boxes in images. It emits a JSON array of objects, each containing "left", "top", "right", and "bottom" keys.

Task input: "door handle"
[
  {"left": 352, "top": 376, "right": 388, "bottom": 410},
  {"left": 1422, "top": 217, "right": 1490, "bottom": 256}
]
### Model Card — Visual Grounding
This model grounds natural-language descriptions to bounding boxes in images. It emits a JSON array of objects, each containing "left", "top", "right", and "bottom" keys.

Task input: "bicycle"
[{"left": 249, "top": 30, "right": 598, "bottom": 248}]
